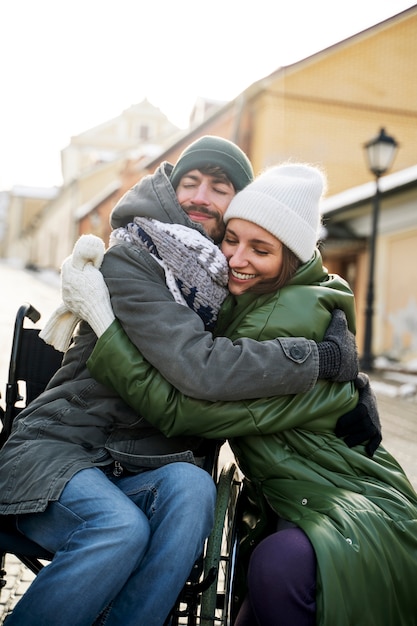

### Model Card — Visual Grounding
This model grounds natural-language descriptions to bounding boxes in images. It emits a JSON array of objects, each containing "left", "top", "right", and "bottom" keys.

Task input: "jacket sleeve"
[
  {"left": 100, "top": 243, "right": 319, "bottom": 401},
  {"left": 87, "top": 321, "right": 357, "bottom": 438}
]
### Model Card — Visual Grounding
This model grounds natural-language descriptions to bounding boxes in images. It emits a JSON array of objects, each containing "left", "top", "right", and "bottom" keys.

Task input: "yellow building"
[{"left": 137, "top": 7, "right": 417, "bottom": 365}]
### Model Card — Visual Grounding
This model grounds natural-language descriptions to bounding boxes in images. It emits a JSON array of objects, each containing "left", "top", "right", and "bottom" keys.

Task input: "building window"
[{"left": 139, "top": 125, "right": 150, "bottom": 141}]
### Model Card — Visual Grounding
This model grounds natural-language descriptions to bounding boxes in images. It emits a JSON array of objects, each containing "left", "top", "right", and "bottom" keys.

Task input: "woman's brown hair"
[{"left": 249, "top": 244, "right": 301, "bottom": 295}]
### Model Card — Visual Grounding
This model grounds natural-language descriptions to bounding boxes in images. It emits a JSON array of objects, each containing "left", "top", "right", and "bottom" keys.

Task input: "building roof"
[{"left": 322, "top": 165, "right": 417, "bottom": 215}]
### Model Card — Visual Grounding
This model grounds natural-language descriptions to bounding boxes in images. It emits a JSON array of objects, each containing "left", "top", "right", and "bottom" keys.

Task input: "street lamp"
[{"left": 361, "top": 128, "right": 398, "bottom": 371}]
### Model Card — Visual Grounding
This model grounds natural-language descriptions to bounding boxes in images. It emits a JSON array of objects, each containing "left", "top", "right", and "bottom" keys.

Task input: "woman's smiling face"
[{"left": 221, "top": 218, "right": 283, "bottom": 295}]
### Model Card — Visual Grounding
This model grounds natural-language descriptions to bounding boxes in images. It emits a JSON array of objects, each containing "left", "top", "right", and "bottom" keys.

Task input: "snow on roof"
[
  {"left": 322, "top": 165, "right": 417, "bottom": 215},
  {"left": 10, "top": 185, "right": 59, "bottom": 200}
]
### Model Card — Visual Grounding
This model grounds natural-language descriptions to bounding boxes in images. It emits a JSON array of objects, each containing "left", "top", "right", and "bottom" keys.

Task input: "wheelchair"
[{"left": 0, "top": 304, "right": 242, "bottom": 625}]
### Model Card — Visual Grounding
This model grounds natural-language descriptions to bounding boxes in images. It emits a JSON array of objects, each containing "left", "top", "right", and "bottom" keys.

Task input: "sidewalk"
[{"left": 1, "top": 260, "right": 417, "bottom": 622}]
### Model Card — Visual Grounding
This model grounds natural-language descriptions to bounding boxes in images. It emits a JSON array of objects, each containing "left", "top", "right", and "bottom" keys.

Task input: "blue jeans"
[{"left": 10, "top": 463, "right": 216, "bottom": 626}]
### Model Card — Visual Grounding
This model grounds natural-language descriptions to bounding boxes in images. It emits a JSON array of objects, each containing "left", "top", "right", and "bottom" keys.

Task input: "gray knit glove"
[
  {"left": 317, "top": 309, "right": 359, "bottom": 382},
  {"left": 335, "top": 373, "right": 382, "bottom": 457}
]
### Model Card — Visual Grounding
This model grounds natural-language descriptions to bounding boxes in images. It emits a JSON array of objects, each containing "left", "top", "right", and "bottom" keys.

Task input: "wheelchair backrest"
[{"left": 0, "top": 303, "right": 63, "bottom": 448}]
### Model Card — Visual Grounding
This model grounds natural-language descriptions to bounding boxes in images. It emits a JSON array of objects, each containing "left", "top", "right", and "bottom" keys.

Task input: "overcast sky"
[{"left": 1, "top": 0, "right": 415, "bottom": 190}]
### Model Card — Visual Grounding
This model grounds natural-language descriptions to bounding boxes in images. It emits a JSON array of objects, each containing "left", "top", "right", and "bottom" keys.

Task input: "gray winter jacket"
[{"left": 0, "top": 162, "right": 319, "bottom": 515}]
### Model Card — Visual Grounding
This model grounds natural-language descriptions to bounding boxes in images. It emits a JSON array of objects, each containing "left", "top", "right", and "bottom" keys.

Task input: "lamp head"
[{"left": 364, "top": 128, "right": 398, "bottom": 178}]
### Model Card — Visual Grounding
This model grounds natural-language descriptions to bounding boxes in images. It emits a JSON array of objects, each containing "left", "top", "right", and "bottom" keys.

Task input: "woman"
[{"left": 63, "top": 164, "right": 417, "bottom": 624}]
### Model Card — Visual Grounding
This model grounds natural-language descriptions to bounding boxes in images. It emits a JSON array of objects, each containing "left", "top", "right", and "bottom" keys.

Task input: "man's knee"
[
  {"left": 169, "top": 463, "right": 216, "bottom": 503},
  {"left": 157, "top": 461, "right": 214, "bottom": 487},
  {"left": 154, "top": 463, "right": 216, "bottom": 531}
]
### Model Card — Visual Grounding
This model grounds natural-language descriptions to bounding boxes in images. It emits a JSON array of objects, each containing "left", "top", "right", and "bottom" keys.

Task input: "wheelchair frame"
[{"left": 0, "top": 304, "right": 242, "bottom": 625}]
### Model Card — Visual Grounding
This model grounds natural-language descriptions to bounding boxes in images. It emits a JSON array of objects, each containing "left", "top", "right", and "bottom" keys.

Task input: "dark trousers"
[{"left": 235, "top": 527, "right": 316, "bottom": 625}]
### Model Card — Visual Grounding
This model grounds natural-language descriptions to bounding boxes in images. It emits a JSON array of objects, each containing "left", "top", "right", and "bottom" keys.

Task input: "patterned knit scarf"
[{"left": 110, "top": 218, "right": 229, "bottom": 330}]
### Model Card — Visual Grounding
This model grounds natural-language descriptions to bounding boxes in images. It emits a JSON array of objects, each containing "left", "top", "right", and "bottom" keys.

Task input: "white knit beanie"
[{"left": 223, "top": 163, "right": 326, "bottom": 263}]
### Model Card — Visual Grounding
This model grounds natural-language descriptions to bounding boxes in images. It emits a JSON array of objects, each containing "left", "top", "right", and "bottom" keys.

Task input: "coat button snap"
[
  {"left": 346, "top": 537, "right": 353, "bottom": 545},
  {"left": 290, "top": 344, "right": 303, "bottom": 359},
  {"left": 301, "top": 498, "right": 308, "bottom": 505}
]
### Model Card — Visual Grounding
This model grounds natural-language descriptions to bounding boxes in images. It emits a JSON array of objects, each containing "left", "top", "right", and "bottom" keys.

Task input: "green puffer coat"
[{"left": 88, "top": 251, "right": 417, "bottom": 625}]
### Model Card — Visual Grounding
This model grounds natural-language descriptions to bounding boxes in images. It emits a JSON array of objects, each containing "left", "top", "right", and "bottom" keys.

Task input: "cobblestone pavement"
[{"left": 1, "top": 261, "right": 417, "bottom": 623}]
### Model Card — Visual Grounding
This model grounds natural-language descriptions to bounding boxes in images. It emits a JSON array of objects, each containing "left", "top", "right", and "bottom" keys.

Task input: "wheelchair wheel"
[{"left": 200, "top": 461, "right": 241, "bottom": 625}]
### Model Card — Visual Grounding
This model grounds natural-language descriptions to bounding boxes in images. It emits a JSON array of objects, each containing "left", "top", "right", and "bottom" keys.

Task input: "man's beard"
[{"left": 182, "top": 206, "right": 225, "bottom": 244}]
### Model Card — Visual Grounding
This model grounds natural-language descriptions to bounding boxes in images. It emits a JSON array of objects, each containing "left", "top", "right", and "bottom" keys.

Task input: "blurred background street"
[
  {"left": 1, "top": 4, "right": 416, "bottom": 623},
  {"left": 1, "top": 259, "right": 416, "bottom": 621}
]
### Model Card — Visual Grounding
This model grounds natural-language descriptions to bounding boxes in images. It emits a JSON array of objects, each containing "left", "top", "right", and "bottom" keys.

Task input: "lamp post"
[{"left": 361, "top": 128, "right": 398, "bottom": 371}]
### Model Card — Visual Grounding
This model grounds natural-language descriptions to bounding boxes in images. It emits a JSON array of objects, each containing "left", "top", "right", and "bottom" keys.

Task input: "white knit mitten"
[
  {"left": 61, "top": 255, "right": 115, "bottom": 338},
  {"left": 39, "top": 303, "right": 82, "bottom": 352},
  {"left": 40, "top": 235, "right": 114, "bottom": 351}
]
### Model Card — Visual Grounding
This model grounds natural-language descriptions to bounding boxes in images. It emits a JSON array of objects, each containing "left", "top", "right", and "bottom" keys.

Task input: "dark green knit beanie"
[{"left": 170, "top": 135, "right": 254, "bottom": 191}]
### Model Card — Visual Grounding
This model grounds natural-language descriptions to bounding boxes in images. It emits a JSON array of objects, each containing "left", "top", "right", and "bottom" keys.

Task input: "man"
[{"left": 0, "top": 136, "right": 362, "bottom": 626}]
